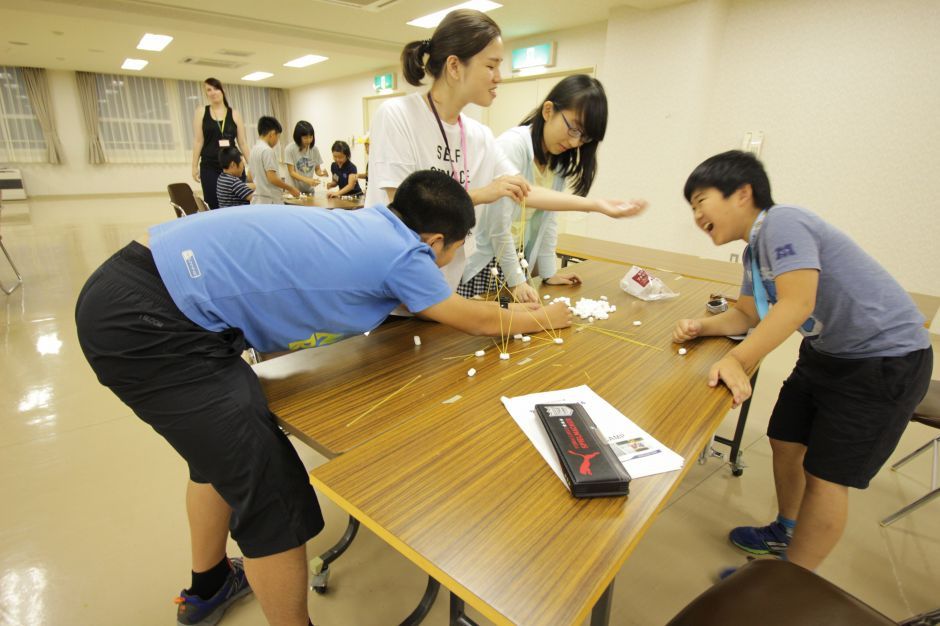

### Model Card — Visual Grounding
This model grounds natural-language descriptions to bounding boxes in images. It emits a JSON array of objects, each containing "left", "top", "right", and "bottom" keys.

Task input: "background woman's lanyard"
[
  {"left": 749, "top": 210, "right": 770, "bottom": 320},
  {"left": 212, "top": 106, "right": 226, "bottom": 135},
  {"left": 427, "top": 93, "right": 469, "bottom": 190}
]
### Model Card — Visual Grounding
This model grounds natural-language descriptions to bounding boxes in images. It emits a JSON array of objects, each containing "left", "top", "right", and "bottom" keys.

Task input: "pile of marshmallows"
[{"left": 548, "top": 295, "right": 616, "bottom": 322}]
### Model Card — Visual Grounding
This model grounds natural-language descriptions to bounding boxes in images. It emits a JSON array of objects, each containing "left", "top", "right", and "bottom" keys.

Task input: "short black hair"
[
  {"left": 331, "top": 140, "right": 351, "bottom": 158},
  {"left": 683, "top": 150, "right": 776, "bottom": 210},
  {"left": 257, "top": 116, "right": 282, "bottom": 137},
  {"left": 389, "top": 170, "right": 475, "bottom": 247},
  {"left": 293, "top": 120, "right": 315, "bottom": 148},
  {"left": 218, "top": 146, "right": 242, "bottom": 170}
]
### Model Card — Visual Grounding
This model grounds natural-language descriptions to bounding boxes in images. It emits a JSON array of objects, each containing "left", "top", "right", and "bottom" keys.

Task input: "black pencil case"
[{"left": 536, "top": 403, "right": 631, "bottom": 498}]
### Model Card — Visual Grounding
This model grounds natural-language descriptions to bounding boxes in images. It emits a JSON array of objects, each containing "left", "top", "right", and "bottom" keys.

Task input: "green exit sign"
[
  {"left": 511, "top": 43, "right": 556, "bottom": 71},
  {"left": 373, "top": 73, "right": 395, "bottom": 91}
]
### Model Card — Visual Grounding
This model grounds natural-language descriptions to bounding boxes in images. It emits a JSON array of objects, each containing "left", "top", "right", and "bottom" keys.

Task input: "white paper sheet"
[{"left": 501, "top": 385, "right": 684, "bottom": 484}]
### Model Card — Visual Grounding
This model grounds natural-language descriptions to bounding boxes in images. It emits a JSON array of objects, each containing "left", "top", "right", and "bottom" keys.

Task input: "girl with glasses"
[{"left": 460, "top": 75, "right": 648, "bottom": 302}]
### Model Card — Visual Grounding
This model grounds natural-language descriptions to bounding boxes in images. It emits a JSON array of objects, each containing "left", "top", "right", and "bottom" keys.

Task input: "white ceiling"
[{"left": 0, "top": 0, "right": 688, "bottom": 88}]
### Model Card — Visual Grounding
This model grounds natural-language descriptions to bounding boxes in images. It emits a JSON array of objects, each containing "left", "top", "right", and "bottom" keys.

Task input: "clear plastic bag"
[{"left": 619, "top": 265, "right": 680, "bottom": 301}]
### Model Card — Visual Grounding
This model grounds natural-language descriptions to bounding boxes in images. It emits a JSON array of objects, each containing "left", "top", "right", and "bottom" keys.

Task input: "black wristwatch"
[{"left": 499, "top": 296, "right": 511, "bottom": 309}]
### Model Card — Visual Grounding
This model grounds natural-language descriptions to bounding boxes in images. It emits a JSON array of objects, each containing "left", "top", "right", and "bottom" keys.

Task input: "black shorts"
[
  {"left": 768, "top": 339, "right": 933, "bottom": 489},
  {"left": 75, "top": 242, "right": 324, "bottom": 558}
]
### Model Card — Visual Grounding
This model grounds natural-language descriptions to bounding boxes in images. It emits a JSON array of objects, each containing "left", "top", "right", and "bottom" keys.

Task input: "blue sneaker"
[
  {"left": 729, "top": 521, "right": 791, "bottom": 556},
  {"left": 175, "top": 557, "right": 252, "bottom": 626}
]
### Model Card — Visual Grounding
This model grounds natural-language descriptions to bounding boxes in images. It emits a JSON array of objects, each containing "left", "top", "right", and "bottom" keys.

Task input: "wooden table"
[
  {"left": 283, "top": 193, "right": 363, "bottom": 210},
  {"left": 259, "top": 261, "right": 750, "bottom": 625}
]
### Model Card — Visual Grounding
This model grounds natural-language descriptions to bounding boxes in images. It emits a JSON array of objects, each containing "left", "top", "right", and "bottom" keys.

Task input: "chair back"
[
  {"left": 167, "top": 183, "right": 199, "bottom": 216},
  {"left": 667, "top": 559, "right": 896, "bottom": 626},
  {"left": 194, "top": 196, "right": 210, "bottom": 213}
]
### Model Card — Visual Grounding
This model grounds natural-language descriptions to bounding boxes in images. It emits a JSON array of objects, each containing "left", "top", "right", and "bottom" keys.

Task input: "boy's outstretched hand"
[
  {"left": 673, "top": 318, "right": 702, "bottom": 343},
  {"left": 708, "top": 354, "right": 752, "bottom": 407}
]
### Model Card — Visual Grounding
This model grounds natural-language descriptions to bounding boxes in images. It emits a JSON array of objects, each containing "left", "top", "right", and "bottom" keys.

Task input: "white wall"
[
  {"left": 16, "top": 70, "right": 191, "bottom": 197},
  {"left": 590, "top": 0, "right": 940, "bottom": 295},
  {"left": 501, "top": 21, "right": 608, "bottom": 79}
]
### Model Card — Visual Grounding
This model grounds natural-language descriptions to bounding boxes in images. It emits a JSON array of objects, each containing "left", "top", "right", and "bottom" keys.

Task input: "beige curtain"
[
  {"left": 20, "top": 67, "right": 64, "bottom": 164},
  {"left": 74, "top": 72, "right": 106, "bottom": 164},
  {"left": 269, "top": 88, "right": 290, "bottom": 149}
]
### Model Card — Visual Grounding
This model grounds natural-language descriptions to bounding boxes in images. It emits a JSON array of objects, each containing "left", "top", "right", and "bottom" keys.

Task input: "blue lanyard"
[{"left": 749, "top": 210, "right": 770, "bottom": 320}]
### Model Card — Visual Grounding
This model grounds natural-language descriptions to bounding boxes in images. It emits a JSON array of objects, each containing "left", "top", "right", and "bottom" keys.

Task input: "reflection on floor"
[{"left": 1, "top": 194, "right": 937, "bottom": 625}]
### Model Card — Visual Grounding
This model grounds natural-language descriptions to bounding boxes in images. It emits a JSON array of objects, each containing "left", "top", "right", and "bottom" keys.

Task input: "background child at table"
[
  {"left": 248, "top": 115, "right": 299, "bottom": 204},
  {"left": 285, "top": 120, "right": 326, "bottom": 194},
  {"left": 216, "top": 146, "right": 254, "bottom": 208},
  {"left": 326, "top": 140, "right": 362, "bottom": 197}
]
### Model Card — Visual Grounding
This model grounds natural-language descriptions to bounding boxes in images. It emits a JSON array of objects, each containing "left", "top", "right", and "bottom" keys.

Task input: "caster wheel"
[
  {"left": 732, "top": 467, "right": 744, "bottom": 477},
  {"left": 313, "top": 585, "right": 328, "bottom": 595}
]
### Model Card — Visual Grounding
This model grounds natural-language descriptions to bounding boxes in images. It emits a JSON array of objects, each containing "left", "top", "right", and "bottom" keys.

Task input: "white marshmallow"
[
  {"left": 543, "top": 294, "right": 551, "bottom": 300},
  {"left": 467, "top": 368, "right": 477, "bottom": 376},
  {"left": 522, "top": 336, "right": 531, "bottom": 343},
  {"left": 678, "top": 348, "right": 688, "bottom": 356},
  {"left": 413, "top": 335, "right": 422, "bottom": 345},
  {"left": 490, "top": 267, "right": 499, "bottom": 276},
  {"left": 520, "top": 259, "right": 529, "bottom": 269},
  {"left": 499, "top": 352, "right": 510, "bottom": 360},
  {"left": 513, "top": 333, "right": 523, "bottom": 340},
  {"left": 554, "top": 337, "right": 564, "bottom": 344},
  {"left": 474, "top": 349, "right": 485, "bottom": 357},
  {"left": 633, "top": 320, "right": 642, "bottom": 326}
]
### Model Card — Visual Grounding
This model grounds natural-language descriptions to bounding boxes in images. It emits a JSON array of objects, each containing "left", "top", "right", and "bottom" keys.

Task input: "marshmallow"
[
  {"left": 543, "top": 294, "right": 551, "bottom": 300},
  {"left": 490, "top": 267, "right": 499, "bottom": 277},
  {"left": 554, "top": 337, "right": 564, "bottom": 344},
  {"left": 520, "top": 259, "right": 529, "bottom": 269},
  {"left": 522, "top": 336, "right": 531, "bottom": 343},
  {"left": 413, "top": 335, "right": 421, "bottom": 345},
  {"left": 678, "top": 348, "right": 687, "bottom": 356},
  {"left": 513, "top": 333, "right": 523, "bottom": 340},
  {"left": 474, "top": 349, "right": 485, "bottom": 357},
  {"left": 499, "top": 352, "right": 510, "bottom": 360},
  {"left": 467, "top": 368, "right": 477, "bottom": 377},
  {"left": 633, "top": 320, "right": 642, "bottom": 326}
]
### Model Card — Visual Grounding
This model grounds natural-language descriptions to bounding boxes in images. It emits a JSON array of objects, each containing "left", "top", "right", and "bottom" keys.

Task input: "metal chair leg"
[
  {"left": 398, "top": 576, "right": 440, "bottom": 626},
  {"left": 0, "top": 237, "right": 23, "bottom": 295},
  {"left": 881, "top": 438, "right": 940, "bottom": 526},
  {"left": 309, "top": 516, "right": 360, "bottom": 594},
  {"left": 881, "top": 487, "right": 940, "bottom": 526}
]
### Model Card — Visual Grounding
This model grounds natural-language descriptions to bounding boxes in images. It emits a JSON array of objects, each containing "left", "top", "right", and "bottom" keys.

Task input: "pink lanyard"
[{"left": 427, "top": 93, "right": 469, "bottom": 190}]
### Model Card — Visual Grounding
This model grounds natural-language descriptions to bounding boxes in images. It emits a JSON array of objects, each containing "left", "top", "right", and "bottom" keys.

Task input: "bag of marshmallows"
[{"left": 619, "top": 265, "right": 679, "bottom": 301}]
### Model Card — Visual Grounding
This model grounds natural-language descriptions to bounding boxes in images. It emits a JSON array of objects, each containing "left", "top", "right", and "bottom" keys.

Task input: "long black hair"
[
  {"left": 521, "top": 75, "right": 607, "bottom": 197},
  {"left": 203, "top": 77, "right": 229, "bottom": 108},
  {"left": 400, "top": 9, "right": 501, "bottom": 86},
  {"left": 293, "top": 120, "right": 315, "bottom": 148}
]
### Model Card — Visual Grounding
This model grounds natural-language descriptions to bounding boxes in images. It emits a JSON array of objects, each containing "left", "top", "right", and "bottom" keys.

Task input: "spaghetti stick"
[{"left": 346, "top": 374, "right": 422, "bottom": 427}]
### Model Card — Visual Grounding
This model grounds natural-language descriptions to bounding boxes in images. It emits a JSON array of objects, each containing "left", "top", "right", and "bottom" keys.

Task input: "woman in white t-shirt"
[
  {"left": 285, "top": 120, "right": 326, "bottom": 194},
  {"left": 461, "top": 75, "right": 646, "bottom": 302},
  {"left": 367, "top": 9, "right": 646, "bottom": 291}
]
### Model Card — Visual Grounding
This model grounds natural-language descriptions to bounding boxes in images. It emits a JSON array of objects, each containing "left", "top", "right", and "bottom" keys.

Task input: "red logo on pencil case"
[
  {"left": 568, "top": 450, "right": 600, "bottom": 475},
  {"left": 631, "top": 269, "right": 650, "bottom": 287}
]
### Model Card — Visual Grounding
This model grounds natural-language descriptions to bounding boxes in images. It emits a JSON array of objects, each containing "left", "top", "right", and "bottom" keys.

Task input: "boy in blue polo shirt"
[
  {"left": 75, "top": 170, "right": 571, "bottom": 626},
  {"left": 673, "top": 151, "right": 932, "bottom": 572}
]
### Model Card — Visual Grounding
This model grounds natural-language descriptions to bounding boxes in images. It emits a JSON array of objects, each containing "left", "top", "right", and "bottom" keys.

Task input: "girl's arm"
[
  {"left": 526, "top": 187, "right": 647, "bottom": 218},
  {"left": 328, "top": 173, "right": 359, "bottom": 196},
  {"left": 233, "top": 109, "right": 250, "bottom": 160},
  {"left": 191, "top": 107, "right": 203, "bottom": 182}
]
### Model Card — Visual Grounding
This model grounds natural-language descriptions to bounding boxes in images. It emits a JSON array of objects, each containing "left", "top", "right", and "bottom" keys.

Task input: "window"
[
  {"left": 95, "top": 73, "right": 183, "bottom": 163},
  {"left": 0, "top": 66, "right": 48, "bottom": 163}
]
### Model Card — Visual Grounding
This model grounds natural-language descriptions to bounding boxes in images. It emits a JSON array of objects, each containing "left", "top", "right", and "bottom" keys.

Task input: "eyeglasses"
[{"left": 554, "top": 104, "right": 592, "bottom": 144}]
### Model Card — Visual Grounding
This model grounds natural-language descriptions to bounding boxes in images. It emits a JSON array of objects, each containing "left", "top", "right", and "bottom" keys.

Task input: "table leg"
[
  {"left": 449, "top": 593, "right": 479, "bottom": 626},
  {"left": 399, "top": 576, "right": 441, "bottom": 626},
  {"left": 310, "top": 516, "right": 360, "bottom": 594},
  {"left": 590, "top": 579, "right": 614, "bottom": 626},
  {"left": 713, "top": 369, "right": 760, "bottom": 476}
]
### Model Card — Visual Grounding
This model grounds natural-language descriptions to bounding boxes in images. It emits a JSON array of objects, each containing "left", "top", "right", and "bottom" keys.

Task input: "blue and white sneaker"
[
  {"left": 175, "top": 557, "right": 252, "bottom": 626},
  {"left": 729, "top": 521, "right": 791, "bottom": 556}
]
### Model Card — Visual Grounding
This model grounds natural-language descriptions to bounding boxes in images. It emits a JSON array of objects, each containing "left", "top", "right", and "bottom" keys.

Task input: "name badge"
[{"left": 218, "top": 139, "right": 231, "bottom": 147}]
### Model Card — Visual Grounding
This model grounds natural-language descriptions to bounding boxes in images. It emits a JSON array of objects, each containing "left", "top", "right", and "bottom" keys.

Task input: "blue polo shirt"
[{"left": 149, "top": 204, "right": 451, "bottom": 351}]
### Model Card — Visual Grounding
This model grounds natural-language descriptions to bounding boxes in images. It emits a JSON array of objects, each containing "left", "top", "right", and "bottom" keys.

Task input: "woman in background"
[
  {"left": 191, "top": 78, "right": 250, "bottom": 209},
  {"left": 285, "top": 121, "right": 326, "bottom": 194}
]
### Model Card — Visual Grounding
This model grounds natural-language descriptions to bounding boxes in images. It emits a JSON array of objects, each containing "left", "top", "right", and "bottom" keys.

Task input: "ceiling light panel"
[
  {"left": 407, "top": 1, "right": 501, "bottom": 29},
  {"left": 137, "top": 33, "right": 173, "bottom": 51}
]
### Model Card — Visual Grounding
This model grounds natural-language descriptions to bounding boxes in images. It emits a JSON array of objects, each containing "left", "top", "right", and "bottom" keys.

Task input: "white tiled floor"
[{"left": 1, "top": 195, "right": 937, "bottom": 626}]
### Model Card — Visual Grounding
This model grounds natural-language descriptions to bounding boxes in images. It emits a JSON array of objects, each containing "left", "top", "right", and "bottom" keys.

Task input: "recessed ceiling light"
[
  {"left": 407, "top": 1, "right": 502, "bottom": 29},
  {"left": 137, "top": 33, "right": 173, "bottom": 52},
  {"left": 121, "top": 58, "right": 148, "bottom": 71},
  {"left": 283, "top": 54, "right": 328, "bottom": 68},
  {"left": 241, "top": 71, "right": 273, "bottom": 82}
]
